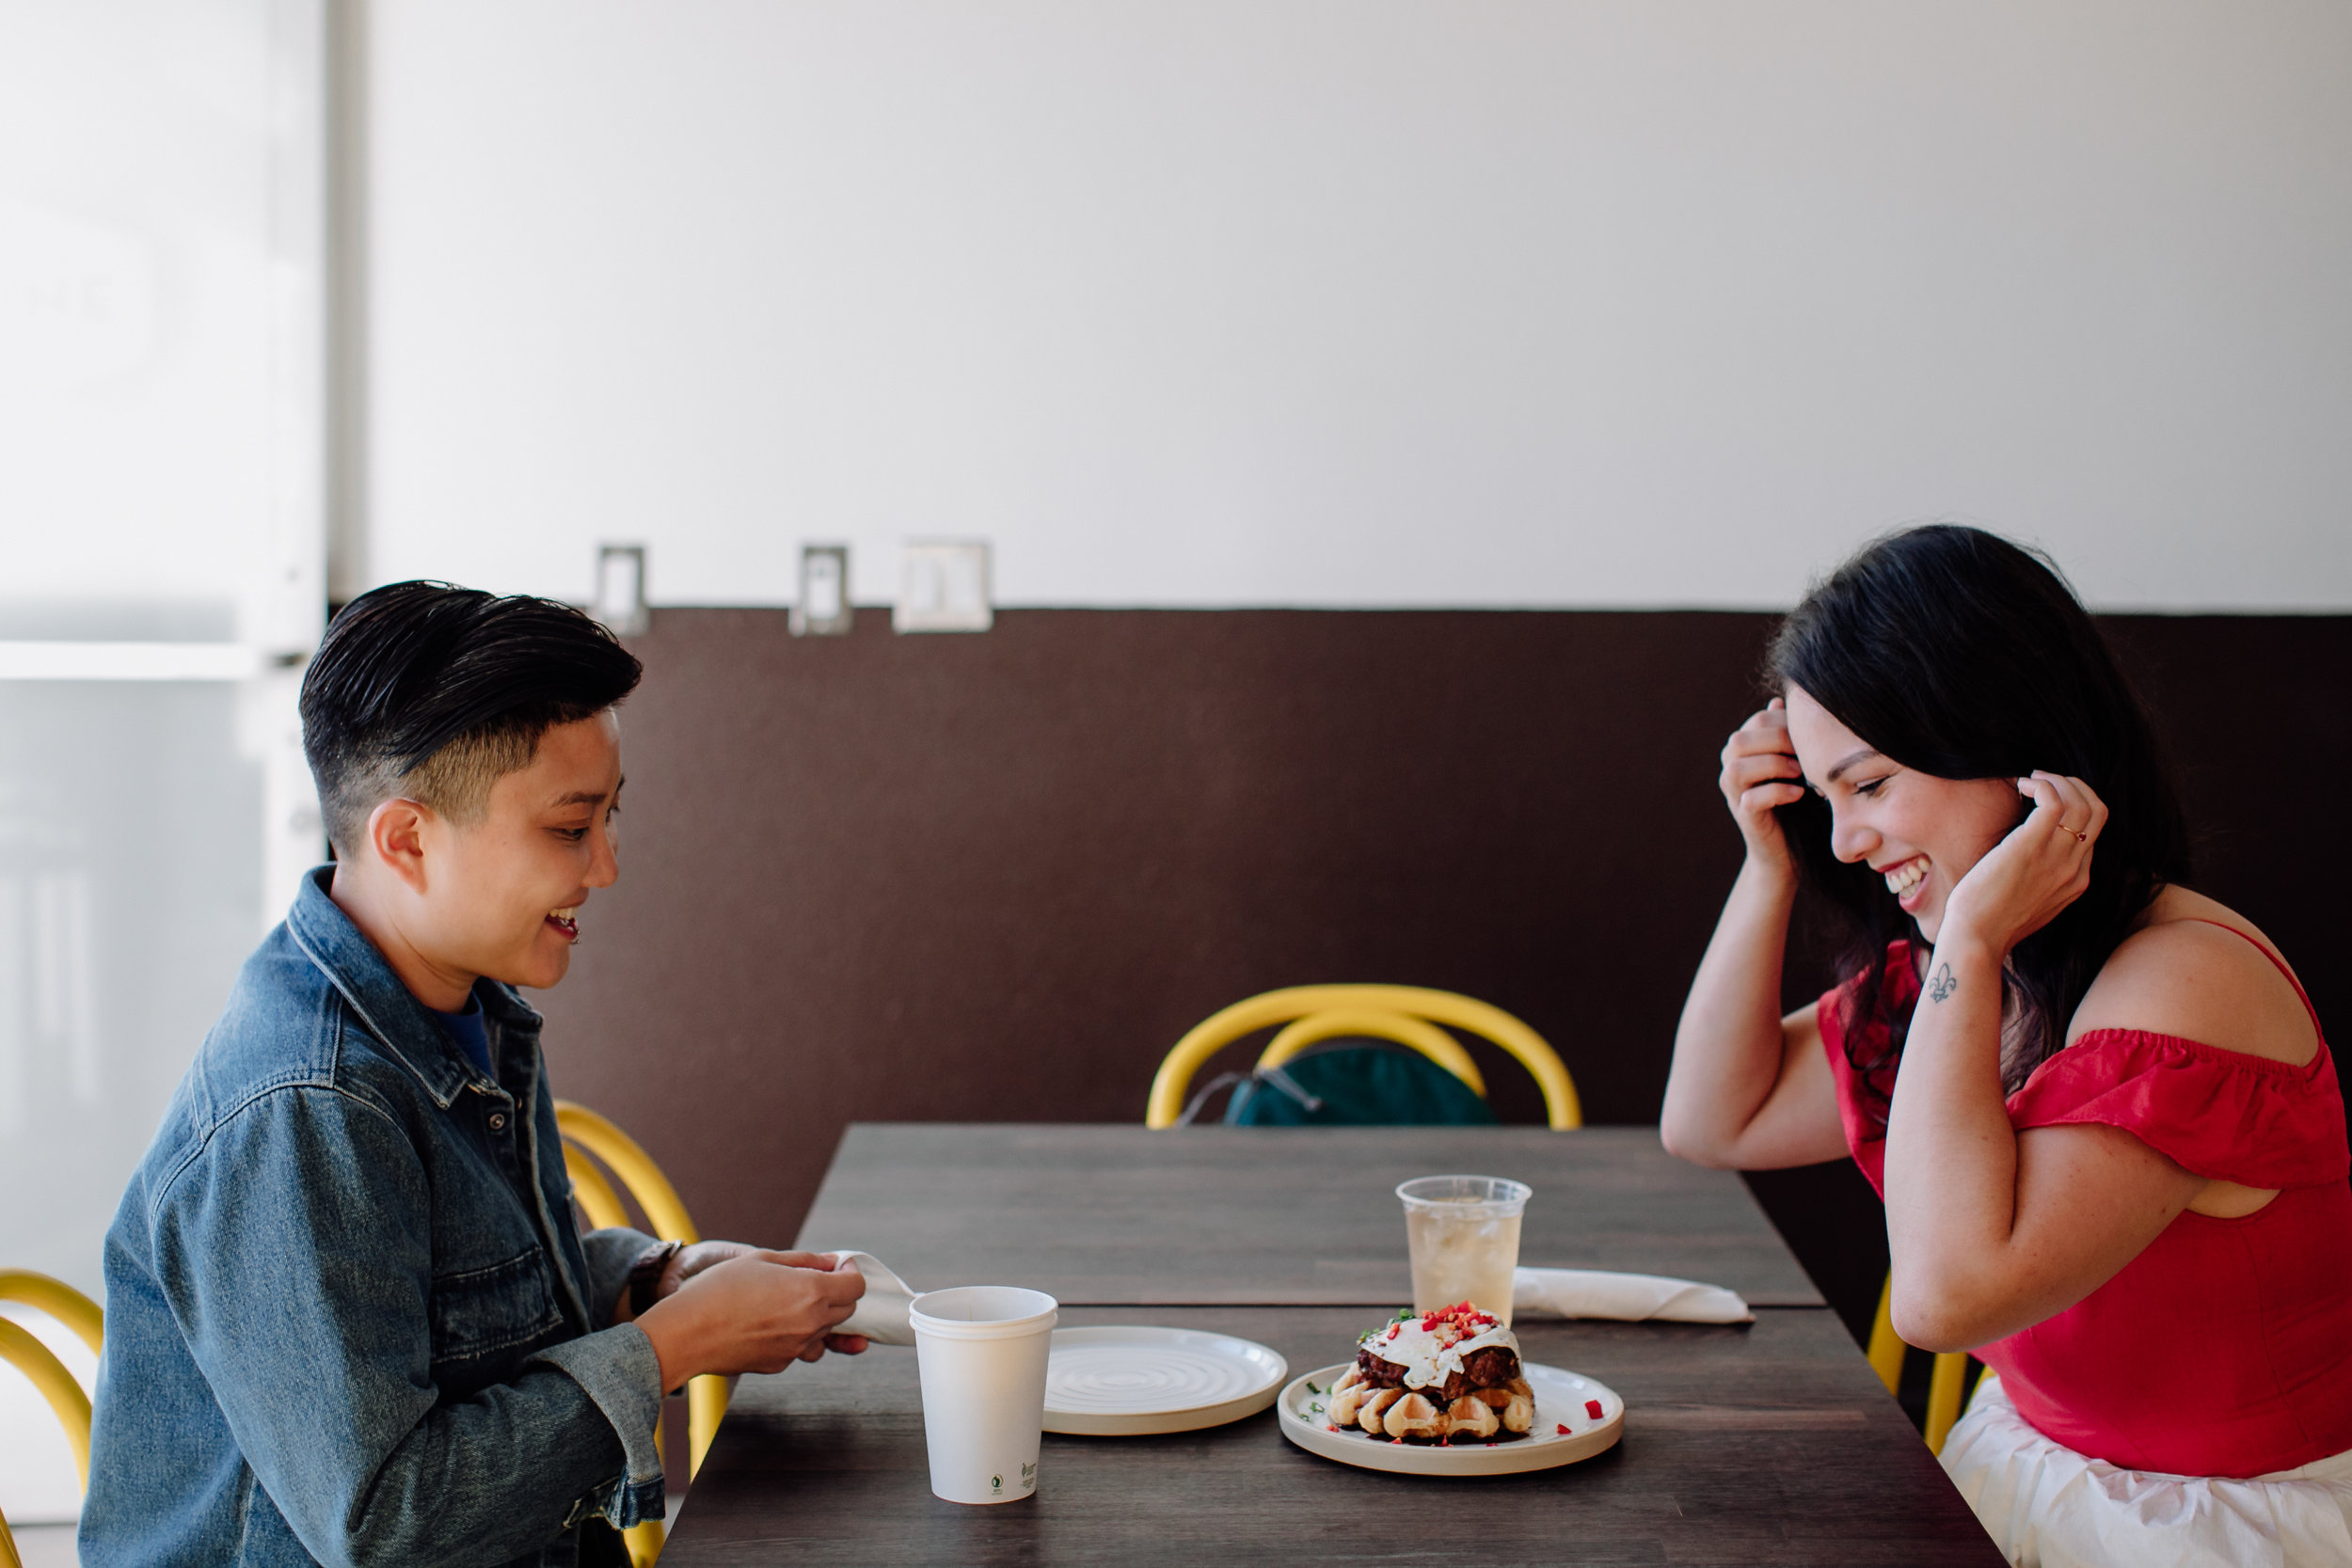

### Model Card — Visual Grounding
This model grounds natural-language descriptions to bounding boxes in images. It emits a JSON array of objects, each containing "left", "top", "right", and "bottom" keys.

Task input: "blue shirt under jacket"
[
  {"left": 80, "top": 866, "right": 667, "bottom": 1568},
  {"left": 434, "top": 995, "right": 498, "bottom": 1081}
]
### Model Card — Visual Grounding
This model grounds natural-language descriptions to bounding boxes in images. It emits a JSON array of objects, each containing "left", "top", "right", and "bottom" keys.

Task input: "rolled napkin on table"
[
  {"left": 1513, "top": 1266, "right": 1753, "bottom": 1323},
  {"left": 828, "top": 1250, "right": 920, "bottom": 1345}
]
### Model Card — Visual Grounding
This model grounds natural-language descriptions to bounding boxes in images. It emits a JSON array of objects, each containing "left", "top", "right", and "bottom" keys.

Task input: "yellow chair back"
[
  {"left": 0, "top": 1271, "right": 103, "bottom": 1568},
  {"left": 1147, "top": 985, "right": 1581, "bottom": 1130},
  {"left": 552, "top": 1101, "right": 718, "bottom": 1567},
  {"left": 0, "top": 1274, "right": 102, "bottom": 1362},
  {"left": 1867, "top": 1273, "right": 1979, "bottom": 1455},
  {"left": 556, "top": 1103, "right": 701, "bottom": 1244}
]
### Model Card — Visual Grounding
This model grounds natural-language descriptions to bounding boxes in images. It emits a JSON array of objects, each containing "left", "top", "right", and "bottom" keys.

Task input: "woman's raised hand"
[
  {"left": 1941, "top": 771, "right": 2108, "bottom": 955},
  {"left": 1719, "top": 697, "right": 1806, "bottom": 871}
]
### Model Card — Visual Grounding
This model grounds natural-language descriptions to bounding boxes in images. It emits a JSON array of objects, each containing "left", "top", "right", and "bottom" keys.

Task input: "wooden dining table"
[{"left": 657, "top": 1124, "right": 2003, "bottom": 1565}]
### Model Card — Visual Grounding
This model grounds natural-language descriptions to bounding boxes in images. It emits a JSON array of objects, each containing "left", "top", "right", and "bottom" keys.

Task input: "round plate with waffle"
[{"left": 1278, "top": 1304, "right": 1625, "bottom": 1477}]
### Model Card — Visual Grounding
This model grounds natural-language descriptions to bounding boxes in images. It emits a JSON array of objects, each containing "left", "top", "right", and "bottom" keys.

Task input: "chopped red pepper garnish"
[
  {"left": 1585, "top": 1399, "right": 1603, "bottom": 1419},
  {"left": 1556, "top": 1422, "right": 1571, "bottom": 1434}
]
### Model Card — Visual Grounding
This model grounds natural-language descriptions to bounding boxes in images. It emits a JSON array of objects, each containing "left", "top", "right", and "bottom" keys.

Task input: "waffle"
[{"left": 1327, "top": 1363, "right": 1535, "bottom": 1442}]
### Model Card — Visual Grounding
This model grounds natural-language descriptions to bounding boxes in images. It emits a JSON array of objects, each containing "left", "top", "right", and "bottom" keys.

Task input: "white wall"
[
  {"left": 364, "top": 0, "right": 2352, "bottom": 611},
  {"left": 3, "top": 0, "right": 322, "bottom": 648}
]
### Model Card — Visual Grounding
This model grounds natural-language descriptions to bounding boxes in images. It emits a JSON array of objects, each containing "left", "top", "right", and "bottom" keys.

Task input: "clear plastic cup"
[
  {"left": 1396, "top": 1175, "right": 1533, "bottom": 1325},
  {"left": 909, "top": 1286, "right": 1058, "bottom": 1505}
]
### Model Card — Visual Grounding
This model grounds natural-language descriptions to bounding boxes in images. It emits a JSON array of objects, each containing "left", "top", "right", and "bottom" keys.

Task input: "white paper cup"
[{"left": 909, "top": 1286, "right": 1058, "bottom": 1505}]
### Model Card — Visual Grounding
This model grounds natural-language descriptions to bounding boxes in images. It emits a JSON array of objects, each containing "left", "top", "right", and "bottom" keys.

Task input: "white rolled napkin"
[
  {"left": 1513, "top": 1266, "right": 1753, "bottom": 1323},
  {"left": 828, "top": 1250, "right": 920, "bottom": 1345}
]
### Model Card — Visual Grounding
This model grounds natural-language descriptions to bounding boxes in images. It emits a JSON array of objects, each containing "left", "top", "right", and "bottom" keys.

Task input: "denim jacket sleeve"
[
  {"left": 580, "top": 1227, "right": 662, "bottom": 1330},
  {"left": 147, "top": 1081, "right": 665, "bottom": 1568}
]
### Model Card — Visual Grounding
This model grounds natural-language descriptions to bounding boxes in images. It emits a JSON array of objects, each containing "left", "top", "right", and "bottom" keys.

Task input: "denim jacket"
[{"left": 80, "top": 867, "right": 668, "bottom": 1567}]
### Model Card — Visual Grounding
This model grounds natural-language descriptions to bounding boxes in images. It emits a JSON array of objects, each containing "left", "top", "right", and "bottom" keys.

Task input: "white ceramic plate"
[
  {"left": 1042, "top": 1325, "right": 1289, "bottom": 1435},
  {"left": 1279, "top": 1362, "right": 1624, "bottom": 1476}
]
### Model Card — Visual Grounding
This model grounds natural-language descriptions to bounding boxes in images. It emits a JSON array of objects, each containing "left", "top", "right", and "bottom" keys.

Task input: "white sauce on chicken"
[{"left": 1363, "top": 1311, "right": 1520, "bottom": 1391}]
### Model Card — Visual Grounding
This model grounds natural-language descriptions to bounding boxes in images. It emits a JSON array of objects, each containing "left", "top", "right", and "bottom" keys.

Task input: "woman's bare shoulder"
[{"left": 2068, "top": 889, "right": 2318, "bottom": 1066}]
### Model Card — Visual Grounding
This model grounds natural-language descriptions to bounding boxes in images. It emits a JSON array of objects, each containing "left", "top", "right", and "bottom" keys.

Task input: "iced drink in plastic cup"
[
  {"left": 1396, "top": 1175, "right": 1532, "bottom": 1325},
  {"left": 909, "top": 1286, "right": 1058, "bottom": 1505}
]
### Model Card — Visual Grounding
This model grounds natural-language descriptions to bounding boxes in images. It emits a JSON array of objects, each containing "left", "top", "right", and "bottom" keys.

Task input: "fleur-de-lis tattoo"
[{"left": 1929, "top": 963, "right": 1957, "bottom": 1004}]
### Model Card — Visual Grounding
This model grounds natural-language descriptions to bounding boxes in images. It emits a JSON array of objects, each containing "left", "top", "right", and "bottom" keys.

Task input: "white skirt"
[{"left": 1940, "top": 1374, "right": 2352, "bottom": 1568}]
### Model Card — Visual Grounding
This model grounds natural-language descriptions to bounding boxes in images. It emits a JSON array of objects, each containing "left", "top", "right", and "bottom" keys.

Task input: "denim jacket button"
[{"left": 487, "top": 1112, "right": 508, "bottom": 1132}]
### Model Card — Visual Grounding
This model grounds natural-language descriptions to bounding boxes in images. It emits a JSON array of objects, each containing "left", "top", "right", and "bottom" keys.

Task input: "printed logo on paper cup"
[
  {"left": 1021, "top": 1461, "right": 1037, "bottom": 1491},
  {"left": 992, "top": 1475, "right": 1002, "bottom": 1495}
]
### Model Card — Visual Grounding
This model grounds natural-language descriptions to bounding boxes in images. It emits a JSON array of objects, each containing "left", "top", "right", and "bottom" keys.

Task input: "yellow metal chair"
[
  {"left": 1146, "top": 985, "right": 1581, "bottom": 1130},
  {"left": 1867, "top": 1273, "right": 1979, "bottom": 1455},
  {"left": 0, "top": 1271, "right": 103, "bottom": 1568},
  {"left": 554, "top": 1102, "right": 723, "bottom": 1568}
]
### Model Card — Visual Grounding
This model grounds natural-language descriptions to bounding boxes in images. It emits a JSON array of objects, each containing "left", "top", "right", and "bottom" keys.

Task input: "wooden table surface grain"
[
  {"left": 791, "top": 1123, "right": 1824, "bottom": 1307},
  {"left": 660, "top": 1307, "right": 2003, "bottom": 1566},
  {"left": 663, "top": 1122, "right": 1996, "bottom": 1563}
]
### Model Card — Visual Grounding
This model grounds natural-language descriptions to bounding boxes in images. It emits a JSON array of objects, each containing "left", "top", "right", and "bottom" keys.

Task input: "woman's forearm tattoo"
[{"left": 1928, "top": 962, "right": 1957, "bottom": 1004}]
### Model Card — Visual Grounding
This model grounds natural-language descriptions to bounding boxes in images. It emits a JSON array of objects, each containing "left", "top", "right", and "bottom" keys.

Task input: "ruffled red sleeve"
[
  {"left": 1817, "top": 942, "right": 1919, "bottom": 1196},
  {"left": 2006, "top": 1029, "right": 2350, "bottom": 1190}
]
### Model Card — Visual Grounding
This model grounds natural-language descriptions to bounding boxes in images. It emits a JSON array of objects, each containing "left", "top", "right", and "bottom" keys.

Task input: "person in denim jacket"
[{"left": 81, "top": 584, "right": 867, "bottom": 1567}]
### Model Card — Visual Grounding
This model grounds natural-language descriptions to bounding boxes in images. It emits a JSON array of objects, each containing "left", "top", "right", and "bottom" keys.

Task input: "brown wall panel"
[{"left": 533, "top": 608, "right": 2348, "bottom": 1330}]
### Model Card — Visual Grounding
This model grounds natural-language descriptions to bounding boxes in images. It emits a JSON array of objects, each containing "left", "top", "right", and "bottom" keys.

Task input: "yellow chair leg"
[
  {"left": 0, "top": 1500, "right": 24, "bottom": 1568},
  {"left": 688, "top": 1374, "right": 730, "bottom": 1478},
  {"left": 1925, "top": 1352, "right": 1974, "bottom": 1456},
  {"left": 1866, "top": 1275, "right": 1906, "bottom": 1396},
  {"left": 1868, "top": 1271, "right": 1978, "bottom": 1455}
]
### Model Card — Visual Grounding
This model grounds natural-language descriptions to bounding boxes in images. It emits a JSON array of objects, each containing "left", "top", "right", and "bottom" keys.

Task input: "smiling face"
[
  {"left": 402, "top": 710, "right": 624, "bottom": 992},
  {"left": 1781, "top": 685, "right": 2021, "bottom": 943}
]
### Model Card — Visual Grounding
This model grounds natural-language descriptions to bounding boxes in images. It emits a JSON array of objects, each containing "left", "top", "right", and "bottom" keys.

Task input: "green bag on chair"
[{"left": 1219, "top": 1045, "right": 1498, "bottom": 1126}]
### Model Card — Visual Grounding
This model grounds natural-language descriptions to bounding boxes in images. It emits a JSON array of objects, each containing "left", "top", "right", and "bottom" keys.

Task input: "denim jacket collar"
[{"left": 284, "top": 865, "right": 543, "bottom": 1109}]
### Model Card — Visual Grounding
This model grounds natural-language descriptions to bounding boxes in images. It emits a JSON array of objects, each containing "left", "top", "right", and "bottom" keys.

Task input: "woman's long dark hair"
[{"left": 1770, "top": 525, "right": 2192, "bottom": 1120}]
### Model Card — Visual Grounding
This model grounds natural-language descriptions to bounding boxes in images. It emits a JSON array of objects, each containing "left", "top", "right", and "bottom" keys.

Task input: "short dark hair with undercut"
[{"left": 301, "top": 582, "right": 644, "bottom": 856}]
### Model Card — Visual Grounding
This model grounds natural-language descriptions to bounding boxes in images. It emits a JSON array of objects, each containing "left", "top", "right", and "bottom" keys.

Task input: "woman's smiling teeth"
[
  {"left": 546, "top": 907, "right": 580, "bottom": 939},
  {"left": 1883, "top": 858, "right": 1929, "bottom": 897}
]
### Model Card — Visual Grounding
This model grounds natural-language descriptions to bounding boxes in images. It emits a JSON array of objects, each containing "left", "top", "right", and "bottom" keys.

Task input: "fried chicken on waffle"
[{"left": 1327, "top": 1304, "right": 1535, "bottom": 1443}]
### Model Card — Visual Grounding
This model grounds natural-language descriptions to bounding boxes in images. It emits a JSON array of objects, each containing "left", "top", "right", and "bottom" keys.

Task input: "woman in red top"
[{"left": 1661, "top": 525, "right": 2352, "bottom": 1567}]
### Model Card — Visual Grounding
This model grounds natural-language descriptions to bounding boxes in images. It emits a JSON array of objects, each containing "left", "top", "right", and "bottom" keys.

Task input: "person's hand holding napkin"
[
  {"left": 830, "top": 1251, "right": 921, "bottom": 1344},
  {"left": 1513, "top": 1267, "right": 1752, "bottom": 1323}
]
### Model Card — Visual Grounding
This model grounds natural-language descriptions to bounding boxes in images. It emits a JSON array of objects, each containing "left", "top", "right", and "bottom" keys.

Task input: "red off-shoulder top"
[{"left": 1821, "top": 924, "right": 2352, "bottom": 1478}]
